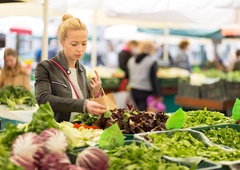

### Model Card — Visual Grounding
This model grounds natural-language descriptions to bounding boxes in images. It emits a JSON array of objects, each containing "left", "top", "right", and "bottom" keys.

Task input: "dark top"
[
  {"left": 34, "top": 51, "right": 90, "bottom": 122},
  {"left": 233, "top": 61, "right": 240, "bottom": 71},
  {"left": 118, "top": 49, "right": 132, "bottom": 73}
]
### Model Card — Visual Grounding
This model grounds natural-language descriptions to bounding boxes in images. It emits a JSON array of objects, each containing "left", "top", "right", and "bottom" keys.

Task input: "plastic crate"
[
  {"left": 158, "top": 77, "right": 179, "bottom": 88},
  {"left": 200, "top": 80, "right": 227, "bottom": 101},
  {"left": 134, "top": 129, "right": 213, "bottom": 147},
  {"left": 191, "top": 124, "right": 240, "bottom": 149},
  {"left": 0, "top": 117, "right": 24, "bottom": 130},
  {"left": 225, "top": 81, "right": 240, "bottom": 100},
  {"left": 191, "top": 124, "right": 240, "bottom": 132},
  {"left": 163, "top": 156, "right": 222, "bottom": 170},
  {"left": 178, "top": 82, "right": 200, "bottom": 98},
  {"left": 123, "top": 133, "right": 134, "bottom": 140}
]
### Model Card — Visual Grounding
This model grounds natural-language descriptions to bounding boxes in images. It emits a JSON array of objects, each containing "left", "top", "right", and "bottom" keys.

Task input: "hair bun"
[{"left": 62, "top": 14, "right": 73, "bottom": 22}]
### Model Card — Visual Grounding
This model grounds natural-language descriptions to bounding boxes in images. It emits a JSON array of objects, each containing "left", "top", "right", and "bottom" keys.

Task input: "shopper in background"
[
  {"left": 174, "top": 39, "right": 192, "bottom": 71},
  {"left": 118, "top": 40, "right": 138, "bottom": 91},
  {"left": 0, "top": 48, "right": 30, "bottom": 91},
  {"left": 126, "top": 41, "right": 162, "bottom": 111},
  {"left": 35, "top": 14, "right": 107, "bottom": 122},
  {"left": 232, "top": 49, "right": 240, "bottom": 71},
  {"left": 118, "top": 40, "right": 138, "bottom": 73}
]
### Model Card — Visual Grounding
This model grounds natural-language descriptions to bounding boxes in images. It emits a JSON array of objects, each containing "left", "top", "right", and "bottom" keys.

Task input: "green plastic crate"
[
  {"left": 123, "top": 133, "right": 134, "bottom": 140},
  {"left": 163, "top": 156, "right": 222, "bottom": 170},
  {"left": 158, "top": 77, "right": 179, "bottom": 88},
  {"left": 0, "top": 117, "right": 24, "bottom": 130},
  {"left": 191, "top": 124, "right": 240, "bottom": 132},
  {"left": 101, "top": 78, "right": 122, "bottom": 89}
]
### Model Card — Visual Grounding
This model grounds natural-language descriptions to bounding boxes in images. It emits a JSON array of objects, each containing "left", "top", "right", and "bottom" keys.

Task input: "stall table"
[{"left": 175, "top": 96, "right": 235, "bottom": 116}]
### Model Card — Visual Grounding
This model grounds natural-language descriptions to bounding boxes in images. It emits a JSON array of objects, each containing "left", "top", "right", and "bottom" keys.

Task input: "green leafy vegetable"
[
  {"left": 0, "top": 85, "right": 36, "bottom": 110},
  {"left": 27, "top": 102, "right": 59, "bottom": 134}
]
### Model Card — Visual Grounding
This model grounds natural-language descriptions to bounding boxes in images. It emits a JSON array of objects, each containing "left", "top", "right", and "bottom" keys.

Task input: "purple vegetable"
[
  {"left": 39, "top": 152, "right": 71, "bottom": 170},
  {"left": 10, "top": 155, "right": 37, "bottom": 170},
  {"left": 11, "top": 132, "right": 44, "bottom": 160},
  {"left": 68, "top": 164, "right": 86, "bottom": 170},
  {"left": 39, "top": 128, "right": 68, "bottom": 154},
  {"left": 76, "top": 147, "right": 109, "bottom": 170}
]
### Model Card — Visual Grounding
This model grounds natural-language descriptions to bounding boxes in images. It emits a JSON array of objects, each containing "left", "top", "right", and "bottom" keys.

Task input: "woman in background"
[
  {"left": 126, "top": 41, "right": 162, "bottom": 111},
  {"left": 0, "top": 48, "right": 30, "bottom": 91}
]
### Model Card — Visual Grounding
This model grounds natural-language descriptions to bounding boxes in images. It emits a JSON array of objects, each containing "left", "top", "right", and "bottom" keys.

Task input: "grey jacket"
[{"left": 35, "top": 51, "right": 90, "bottom": 122}]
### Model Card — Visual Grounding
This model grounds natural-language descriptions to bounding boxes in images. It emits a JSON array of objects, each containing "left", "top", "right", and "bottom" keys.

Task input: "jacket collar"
[{"left": 55, "top": 50, "right": 83, "bottom": 72}]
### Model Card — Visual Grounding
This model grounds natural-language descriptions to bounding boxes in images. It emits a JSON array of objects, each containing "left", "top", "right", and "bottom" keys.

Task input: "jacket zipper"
[{"left": 52, "top": 81, "right": 67, "bottom": 88}]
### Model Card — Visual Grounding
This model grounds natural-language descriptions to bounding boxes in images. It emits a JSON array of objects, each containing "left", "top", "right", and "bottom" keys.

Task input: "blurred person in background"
[
  {"left": 118, "top": 40, "right": 138, "bottom": 91},
  {"left": 35, "top": 14, "right": 106, "bottom": 123},
  {"left": 0, "top": 48, "right": 30, "bottom": 91},
  {"left": 126, "top": 41, "right": 162, "bottom": 111},
  {"left": 232, "top": 49, "right": 240, "bottom": 71},
  {"left": 118, "top": 40, "right": 138, "bottom": 73},
  {"left": 174, "top": 39, "right": 192, "bottom": 71}
]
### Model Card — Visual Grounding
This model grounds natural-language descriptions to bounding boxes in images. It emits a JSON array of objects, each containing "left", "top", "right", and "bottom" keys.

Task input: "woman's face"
[
  {"left": 5, "top": 55, "right": 17, "bottom": 69},
  {"left": 60, "top": 29, "right": 88, "bottom": 62}
]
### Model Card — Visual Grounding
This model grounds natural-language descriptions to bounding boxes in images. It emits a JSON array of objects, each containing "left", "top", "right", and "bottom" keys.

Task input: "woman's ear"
[{"left": 60, "top": 39, "right": 64, "bottom": 47}]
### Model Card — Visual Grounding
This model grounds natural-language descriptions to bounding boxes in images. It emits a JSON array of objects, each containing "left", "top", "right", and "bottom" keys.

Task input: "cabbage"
[
  {"left": 76, "top": 147, "right": 109, "bottom": 170},
  {"left": 39, "top": 128, "right": 68, "bottom": 154},
  {"left": 58, "top": 121, "right": 83, "bottom": 148}
]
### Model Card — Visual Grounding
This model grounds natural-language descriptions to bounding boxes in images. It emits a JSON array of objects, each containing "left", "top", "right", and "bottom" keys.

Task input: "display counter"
[{"left": 175, "top": 96, "right": 235, "bottom": 116}]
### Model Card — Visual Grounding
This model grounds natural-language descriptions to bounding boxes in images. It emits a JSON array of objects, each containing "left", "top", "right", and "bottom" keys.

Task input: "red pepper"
[{"left": 73, "top": 123, "right": 99, "bottom": 130}]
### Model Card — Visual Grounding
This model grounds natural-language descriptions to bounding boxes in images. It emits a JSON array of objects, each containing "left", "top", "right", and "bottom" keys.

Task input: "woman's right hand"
[{"left": 86, "top": 100, "right": 107, "bottom": 115}]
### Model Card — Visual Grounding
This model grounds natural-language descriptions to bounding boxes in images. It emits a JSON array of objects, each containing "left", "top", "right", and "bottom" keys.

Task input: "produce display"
[
  {"left": 183, "top": 108, "right": 235, "bottom": 128},
  {"left": 141, "top": 130, "right": 240, "bottom": 162},
  {"left": 1, "top": 100, "right": 240, "bottom": 169},
  {"left": 0, "top": 85, "right": 36, "bottom": 110},
  {"left": 106, "top": 141, "right": 191, "bottom": 170},
  {"left": 197, "top": 126, "right": 240, "bottom": 150},
  {"left": 94, "top": 104, "right": 169, "bottom": 134}
]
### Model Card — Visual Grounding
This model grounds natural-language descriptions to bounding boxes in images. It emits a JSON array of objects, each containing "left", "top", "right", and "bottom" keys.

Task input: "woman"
[
  {"left": 126, "top": 41, "right": 162, "bottom": 111},
  {"left": 0, "top": 48, "right": 30, "bottom": 91},
  {"left": 174, "top": 39, "right": 192, "bottom": 71},
  {"left": 35, "top": 14, "right": 106, "bottom": 122}
]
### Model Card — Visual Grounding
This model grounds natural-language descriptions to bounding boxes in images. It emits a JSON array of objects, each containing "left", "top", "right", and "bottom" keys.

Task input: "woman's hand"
[
  {"left": 86, "top": 100, "right": 106, "bottom": 115},
  {"left": 90, "top": 70, "right": 102, "bottom": 97}
]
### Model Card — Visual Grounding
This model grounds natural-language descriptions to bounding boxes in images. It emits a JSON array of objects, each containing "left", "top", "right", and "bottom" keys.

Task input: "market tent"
[
  {"left": 104, "top": 0, "right": 240, "bottom": 27},
  {"left": 137, "top": 28, "right": 224, "bottom": 39},
  {"left": 0, "top": 16, "right": 57, "bottom": 37}
]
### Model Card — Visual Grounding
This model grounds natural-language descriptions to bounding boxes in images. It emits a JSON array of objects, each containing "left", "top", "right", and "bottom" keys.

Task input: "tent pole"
[
  {"left": 91, "top": 10, "right": 97, "bottom": 69},
  {"left": 41, "top": 0, "right": 49, "bottom": 61},
  {"left": 163, "top": 24, "right": 169, "bottom": 62}
]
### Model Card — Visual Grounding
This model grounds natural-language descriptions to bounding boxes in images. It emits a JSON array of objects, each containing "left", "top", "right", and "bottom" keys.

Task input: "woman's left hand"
[{"left": 90, "top": 70, "right": 102, "bottom": 97}]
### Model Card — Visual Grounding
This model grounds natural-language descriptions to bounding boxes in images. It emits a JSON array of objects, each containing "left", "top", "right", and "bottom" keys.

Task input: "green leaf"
[
  {"left": 104, "top": 109, "right": 112, "bottom": 118},
  {"left": 99, "top": 123, "right": 124, "bottom": 150},
  {"left": 232, "top": 98, "right": 240, "bottom": 122},
  {"left": 166, "top": 108, "right": 186, "bottom": 130}
]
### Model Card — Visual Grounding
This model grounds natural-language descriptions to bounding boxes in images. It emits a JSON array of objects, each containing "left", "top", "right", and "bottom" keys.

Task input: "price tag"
[
  {"left": 232, "top": 98, "right": 240, "bottom": 122},
  {"left": 99, "top": 123, "right": 124, "bottom": 150},
  {"left": 166, "top": 108, "right": 186, "bottom": 130}
]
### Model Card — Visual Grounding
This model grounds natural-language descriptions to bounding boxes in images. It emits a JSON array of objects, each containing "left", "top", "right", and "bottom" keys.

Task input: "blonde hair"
[
  {"left": 138, "top": 41, "right": 155, "bottom": 56},
  {"left": 58, "top": 14, "right": 87, "bottom": 41}
]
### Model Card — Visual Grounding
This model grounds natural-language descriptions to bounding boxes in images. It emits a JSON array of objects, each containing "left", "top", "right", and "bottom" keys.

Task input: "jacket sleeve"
[
  {"left": 35, "top": 61, "right": 86, "bottom": 113},
  {"left": 150, "top": 62, "right": 162, "bottom": 97}
]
